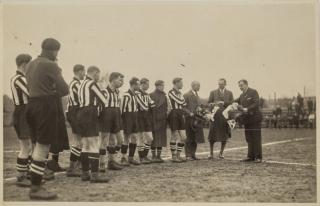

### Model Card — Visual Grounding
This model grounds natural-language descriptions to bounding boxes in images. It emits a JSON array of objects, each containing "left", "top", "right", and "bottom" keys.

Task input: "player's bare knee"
[
  {"left": 19, "top": 139, "right": 32, "bottom": 159},
  {"left": 32, "top": 143, "right": 50, "bottom": 161},
  {"left": 144, "top": 132, "right": 153, "bottom": 144},
  {"left": 130, "top": 133, "right": 138, "bottom": 144},
  {"left": 108, "top": 134, "right": 117, "bottom": 147}
]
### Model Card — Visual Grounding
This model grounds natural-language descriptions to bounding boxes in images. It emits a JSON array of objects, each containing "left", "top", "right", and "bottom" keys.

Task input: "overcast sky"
[{"left": 3, "top": 1, "right": 316, "bottom": 99}]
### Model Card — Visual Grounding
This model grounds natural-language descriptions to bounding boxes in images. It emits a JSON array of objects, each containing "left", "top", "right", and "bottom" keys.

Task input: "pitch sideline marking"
[{"left": 3, "top": 136, "right": 315, "bottom": 182}]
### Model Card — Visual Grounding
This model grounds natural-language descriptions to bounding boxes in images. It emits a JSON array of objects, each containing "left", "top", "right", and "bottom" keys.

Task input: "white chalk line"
[{"left": 3, "top": 136, "right": 315, "bottom": 182}]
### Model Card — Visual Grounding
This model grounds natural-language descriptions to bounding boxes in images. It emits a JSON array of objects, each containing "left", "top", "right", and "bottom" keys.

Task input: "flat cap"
[
  {"left": 41, "top": 38, "right": 61, "bottom": 51},
  {"left": 155, "top": 80, "right": 164, "bottom": 86},
  {"left": 16, "top": 54, "right": 32, "bottom": 67},
  {"left": 172, "top": 77, "right": 182, "bottom": 84}
]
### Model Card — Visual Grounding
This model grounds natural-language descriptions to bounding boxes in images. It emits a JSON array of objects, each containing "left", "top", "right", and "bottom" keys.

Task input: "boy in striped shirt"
[
  {"left": 66, "top": 64, "right": 86, "bottom": 177},
  {"left": 120, "top": 77, "right": 141, "bottom": 165},
  {"left": 168, "top": 78, "right": 193, "bottom": 163},
  {"left": 77, "top": 66, "right": 110, "bottom": 183},
  {"left": 135, "top": 78, "right": 156, "bottom": 164},
  {"left": 10, "top": 54, "right": 33, "bottom": 187},
  {"left": 99, "top": 72, "right": 125, "bottom": 171}
]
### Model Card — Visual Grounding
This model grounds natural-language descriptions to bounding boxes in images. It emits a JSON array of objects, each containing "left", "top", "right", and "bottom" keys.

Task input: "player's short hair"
[
  {"left": 73, "top": 64, "right": 85, "bottom": 74},
  {"left": 140, "top": 78, "right": 149, "bottom": 84},
  {"left": 155, "top": 80, "right": 164, "bottom": 86},
  {"left": 109, "top": 72, "right": 124, "bottom": 82},
  {"left": 172, "top": 77, "right": 182, "bottom": 84},
  {"left": 16, "top": 54, "right": 32, "bottom": 67},
  {"left": 129, "top": 77, "right": 140, "bottom": 86},
  {"left": 238, "top": 79, "right": 248, "bottom": 85},
  {"left": 219, "top": 78, "right": 227, "bottom": 84},
  {"left": 87, "top": 66, "right": 100, "bottom": 74}
]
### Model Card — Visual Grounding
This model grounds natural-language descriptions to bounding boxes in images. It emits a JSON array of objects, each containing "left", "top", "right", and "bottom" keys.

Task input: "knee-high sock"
[
  {"left": 115, "top": 145, "right": 121, "bottom": 154},
  {"left": 170, "top": 142, "right": 177, "bottom": 156},
  {"left": 121, "top": 145, "right": 128, "bottom": 154},
  {"left": 151, "top": 146, "right": 156, "bottom": 157},
  {"left": 88, "top": 153, "right": 99, "bottom": 173},
  {"left": 70, "top": 146, "right": 81, "bottom": 162},
  {"left": 51, "top": 153, "right": 59, "bottom": 163},
  {"left": 17, "top": 157, "right": 29, "bottom": 176},
  {"left": 80, "top": 152, "right": 90, "bottom": 172},
  {"left": 156, "top": 147, "right": 162, "bottom": 158},
  {"left": 192, "top": 142, "right": 197, "bottom": 157},
  {"left": 144, "top": 144, "right": 151, "bottom": 157},
  {"left": 128, "top": 143, "right": 137, "bottom": 157},
  {"left": 99, "top": 149, "right": 107, "bottom": 165},
  {"left": 107, "top": 146, "right": 116, "bottom": 161},
  {"left": 29, "top": 160, "right": 46, "bottom": 186},
  {"left": 137, "top": 145, "right": 144, "bottom": 158},
  {"left": 177, "top": 143, "right": 185, "bottom": 156}
]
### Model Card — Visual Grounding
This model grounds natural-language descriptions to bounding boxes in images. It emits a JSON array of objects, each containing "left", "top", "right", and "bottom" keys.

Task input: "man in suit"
[
  {"left": 207, "top": 78, "right": 234, "bottom": 159},
  {"left": 235, "top": 79, "right": 262, "bottom": 163},
  {"left": 184, "top": 81, "right": 205, "bottom": 160}
]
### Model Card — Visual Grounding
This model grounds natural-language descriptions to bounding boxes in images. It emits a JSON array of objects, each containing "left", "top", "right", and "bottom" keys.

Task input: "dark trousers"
[
  {"left": 244, "top": 122, "right": 262, "bottom": 159},
  {"left": 185, "top": 141, "right": 197, "bottom": 158}
]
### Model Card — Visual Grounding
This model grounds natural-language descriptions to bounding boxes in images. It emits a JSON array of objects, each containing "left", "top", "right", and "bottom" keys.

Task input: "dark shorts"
[
  {"left": 122, "top": 112, "right": 140, "bottom": 135},
  {"left": 168, "top": 109, "right": 186, "bottom": 131},
  {"left": 13, "top": 105, "right": 31, "bottom": 140},
  {"left": 138, "top": 111, "right": 152, "bottom": 132},
  {"left": 66, "top": 106, "right": 80, "bottom": 135},
  {"left": 99, "top": 107, "right": 122, "bottom": 133},
  {"left": 26, "top": 96, "right": 59, "bottom": 145},
  {"left": 77, "top": 106, "right": 99, "bottom": 137}
]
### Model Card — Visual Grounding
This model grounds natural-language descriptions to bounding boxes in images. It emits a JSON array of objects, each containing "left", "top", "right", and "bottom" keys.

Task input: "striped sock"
[
  {"left": 170, "top": 142, "right": 177, "bottom": 155},
  {"left": 80, "top": 152, "right": 90, "bottom": 172},
  {"left": 177, "top": 143, "right": 185, "bottom": 155},
  {"left": 151, "top": 146, "right": 156, "bottom": 157},
  {"left": 144, "top": 144, "right": 151, "bottom": 157},
  {"left": 29, "top": 160, "right": 46, "bottom": 186},
  {"left": 17, "top": 157, "right": 29, "bottom": 175},
  {"left": 27, "top": 155, "right": 32, "bottom": 172},
  {"left": 88, "top": 153, "right": 99, "bottom": 173},
  {"left": 70, "top": 146, "right": 81, "bottom": 162},
  {"left": 138, "top": 146, "right": 144, "bottom": 158}
]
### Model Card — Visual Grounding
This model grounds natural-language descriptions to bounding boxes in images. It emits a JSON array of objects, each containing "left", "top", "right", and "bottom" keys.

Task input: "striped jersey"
[
  {"left": 168, "top": 88, "right": 187, "bottom": 110},
  {"left": 121, "top": 89, "right": 138, "bottom": 113},
  {"left": 135, "top": 89, "right": 156, "bottom": 112},
  {"left": 10, "top": 71, "right": 29, "bottom": 106},
  {"left": 78, "top": 76, "right": 108, "bottom": 107},
  {"left": 67, "top": 77, "right": 81, "bottom": 107},
  {"left": 101, "top": 85, "right": 121, "bottom": 108}
]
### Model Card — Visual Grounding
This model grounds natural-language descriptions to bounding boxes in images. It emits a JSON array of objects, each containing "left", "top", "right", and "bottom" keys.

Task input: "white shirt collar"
[{"left": 219, "top": 88, "right": 226, "bottom": 93}]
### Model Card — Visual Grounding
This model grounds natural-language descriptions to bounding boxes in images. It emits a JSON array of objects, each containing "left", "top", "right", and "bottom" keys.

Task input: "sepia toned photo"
[{"left": 1, "top": 0, "right": 318, "bottom": 203}]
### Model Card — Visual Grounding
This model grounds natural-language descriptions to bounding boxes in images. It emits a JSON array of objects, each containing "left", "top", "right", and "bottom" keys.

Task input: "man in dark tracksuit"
[
  {"left": 235, "top": 79, "right": 263, "bottom": 163},
  {"left": 26, "top": 38, "right": 69, "bottom": 200}
]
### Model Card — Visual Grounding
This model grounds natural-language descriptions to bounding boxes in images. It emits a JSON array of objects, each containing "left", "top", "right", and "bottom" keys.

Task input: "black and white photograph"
[{"left": 1, "top": 0, "right": 319, "bottom": 203}]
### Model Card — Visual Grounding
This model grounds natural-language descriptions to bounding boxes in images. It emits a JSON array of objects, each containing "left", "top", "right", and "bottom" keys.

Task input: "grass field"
[{"left": 3, "top": 127, "right": 317, "bottom": 202}]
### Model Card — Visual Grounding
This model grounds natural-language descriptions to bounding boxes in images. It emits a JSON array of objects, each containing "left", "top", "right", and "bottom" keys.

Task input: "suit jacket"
[
  {"left": 183, "top": 90, "right": 202, "bottom": 115},
  {"left": 183, "top": 90, "right": 205, "bottom": 143},
  {"left": 235, "top": 87, "right": 262, "bottom": 125},
  {"left": 208, "top": 89, "right": 234, "bottom": 109}
]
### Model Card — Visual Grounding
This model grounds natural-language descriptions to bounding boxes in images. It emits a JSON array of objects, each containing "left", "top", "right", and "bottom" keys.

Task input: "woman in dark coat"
[
  {"left": 149, "top": 80, "right": 171, "bottom": 163},
  {"left": 208, "top": 107, "right": 231, "bottom": 159},
  {"left": 207, "top": 79, "right": 234, "bottom": 159}
]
